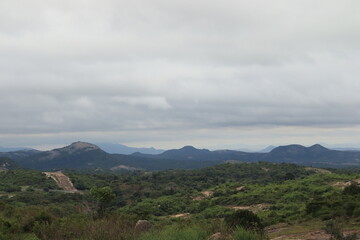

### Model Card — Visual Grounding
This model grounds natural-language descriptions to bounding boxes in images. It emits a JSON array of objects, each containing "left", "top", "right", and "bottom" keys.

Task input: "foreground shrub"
[
  {"left": 232, "top": 227, "right": 263, "bottom": 240},
  {"left": 225, "top": 210, "right": 264, "bottom": 234},
  {"left": 324, "top": 220, "right": 357, "bottom": 240},
  {"left": 23, "top": 211, "right": 54, "bottom": 232},
  {"left": 35, "top": 213, "right": 137, "bottom": 240}
]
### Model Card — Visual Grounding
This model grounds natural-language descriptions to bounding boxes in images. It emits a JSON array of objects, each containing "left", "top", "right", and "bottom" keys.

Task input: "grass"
[
  {"left": 266, "top": 220, "right": 324, "bottom": 238},
  {"left": 137, "top": 225, "right": 208, "bottom": 240},
  {"left": 232, "top": 227, "right": 263, "bottom": 240}
]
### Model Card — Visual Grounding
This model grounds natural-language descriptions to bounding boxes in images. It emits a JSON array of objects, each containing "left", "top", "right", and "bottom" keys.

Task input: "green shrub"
[
  {"left": 343, "top": 184, "right": 360, "bottom": 195},
  {"left": 232, "top": 227, "right": 263, "bottom": 240},
  {"left": 225, "top": 210, "right": 264, "bottom": 234},
  {"left": 0, "top": 218, "right": 13, "bottom": 234},
  {"left": 323, "top": 220, "right": 357, "bottom": 240},
  {"left": 2, "top": 184, "right": 21, "bottom": 192},
  {"left": 35, "top": 213, "right": 136, "bottom": 240},
  {"left": 137, "top": 225, "right": 208, "bottom": 240},
  {"left": 23, "top": 211, "right": 54, "bottom": 232},
  {"left": 200, "top": 205, "right": 234, "bottom": 218}
]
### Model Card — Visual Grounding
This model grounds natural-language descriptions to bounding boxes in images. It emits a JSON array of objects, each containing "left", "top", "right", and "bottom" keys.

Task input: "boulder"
[
  {"left": 208, "top": 232, "right": 222, "bottom": 240},
  {"left": 135, "top": 220, "right": 152, "bottom": 232}
]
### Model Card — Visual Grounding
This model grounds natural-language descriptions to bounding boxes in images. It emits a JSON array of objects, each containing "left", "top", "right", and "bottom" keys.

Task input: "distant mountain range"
[
  {"left": 2, "top": 142, "right": 360, "bottom": 171},
  {"left": 236, "top": 145, "right": 276, "bottom": 153},
  {"left": 10, "top": 142, "right": 221, "bottom": 171},
  {"left": 132, "top": 144, "right": 360, "bottom": 168},
  {"left": 95, "top": 142, "right": 164, "bottom": 154},
  {"left": 258, "top": 145, "right": 277, "bottom": 153},
  {"left": 0, "top": 149, "right": 40, "bottom": 161},
  {"left": 0, "top": 146, "right": 35, "bottom": 152}
]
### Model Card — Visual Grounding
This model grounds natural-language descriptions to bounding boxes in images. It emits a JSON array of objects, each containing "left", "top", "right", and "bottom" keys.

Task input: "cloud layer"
[{"left": 1, "top": 0, "right": 360, "bottom": 149}]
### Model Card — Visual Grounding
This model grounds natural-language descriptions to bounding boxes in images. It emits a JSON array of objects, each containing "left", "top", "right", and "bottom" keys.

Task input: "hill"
[
  {"left": 133, "top": 144, "right": 360, "bottom": 168},
  {"left": 16, "top": 141, "right": 136, "bottom": 171},
  {"left": 266, "top": 144, "right": 360, "bottom": 166},
  {"left": 0, "top": 157, "right": 22, "bottom": 171}
]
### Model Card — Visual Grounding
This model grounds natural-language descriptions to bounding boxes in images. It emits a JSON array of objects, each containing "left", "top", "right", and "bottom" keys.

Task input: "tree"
[{"left": 90, "top": 186, "right": 115, "bottom": 217}]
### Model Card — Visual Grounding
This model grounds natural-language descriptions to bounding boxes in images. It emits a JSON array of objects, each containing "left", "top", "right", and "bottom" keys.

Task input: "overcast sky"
[{"left": 1, "top": 0, "right": 360, "bottom": 150}]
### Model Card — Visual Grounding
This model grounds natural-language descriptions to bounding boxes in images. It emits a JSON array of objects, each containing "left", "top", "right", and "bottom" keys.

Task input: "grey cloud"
[{"left": 1, "top": 0, "right": 360, "bottom": 148}]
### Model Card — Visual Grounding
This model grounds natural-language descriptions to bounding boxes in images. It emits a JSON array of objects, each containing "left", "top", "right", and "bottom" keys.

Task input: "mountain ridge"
[
  {"left": 0, "top": 146, "right": 35, "bottom": 152},
  {"left": 134, "top": 143, "right": 360, "bottom": 167},
  {"left": 5, "top": 142, "right": 360, "bottom": 171}
]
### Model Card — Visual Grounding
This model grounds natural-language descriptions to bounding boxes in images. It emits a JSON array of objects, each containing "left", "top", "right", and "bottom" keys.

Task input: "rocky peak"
[
  {"left": 37, "top": 142, "right": 101, "bottom": 161},
  {"left": 63, "top": 141, "right": 100, "bottom": 154}
]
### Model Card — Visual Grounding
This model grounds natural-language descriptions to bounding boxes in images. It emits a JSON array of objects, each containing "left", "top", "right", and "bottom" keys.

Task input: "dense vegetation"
[{"left": 0, "top": 162, "right": 359, "bottom": 239}]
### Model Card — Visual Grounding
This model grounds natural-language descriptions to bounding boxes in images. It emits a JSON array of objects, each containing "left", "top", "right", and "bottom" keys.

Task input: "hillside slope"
[{"left": 0, "top": 157, "right": 22, "bottom": 171}]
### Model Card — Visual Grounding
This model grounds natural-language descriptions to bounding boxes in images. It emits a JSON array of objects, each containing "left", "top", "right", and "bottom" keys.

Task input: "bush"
[
  {"left": 225, "top": 210, "right": 264, "bottom": 234},
  {"left": 0, "top": 218, "right": 13, "bottom": 234},
  {"left": 343, "top": 184, "right": 360, "bottom": 195},
  {"left": 200, "top": 205, "right": 234, "bottom": 218},
  {"left": 23, "top": 211, "right": 54, "bottom": 232},
  {"left": 232, "top": 227, "right": 263, "bottom": 240},
  {"left": 35, "top": 213, "right": 136, "bottom": 240},
  {"left": 137, "top": 225, "right": 208, "bottom": 240},
  {"left": 2, "top": 184, "right": 21, "bottom": 192},
  {"left": 323, "top": 220, "right": 357, "bottom": 240}
]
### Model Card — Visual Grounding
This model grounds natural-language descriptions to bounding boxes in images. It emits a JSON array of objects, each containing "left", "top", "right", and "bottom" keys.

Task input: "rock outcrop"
[{"left": 134, "top": 220, "right": 152, "bottom": 232}]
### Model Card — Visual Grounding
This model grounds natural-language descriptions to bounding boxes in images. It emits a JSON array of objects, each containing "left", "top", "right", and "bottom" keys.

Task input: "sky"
[{"left": 1, "top": 0, "right": 360, "bottom": 151}]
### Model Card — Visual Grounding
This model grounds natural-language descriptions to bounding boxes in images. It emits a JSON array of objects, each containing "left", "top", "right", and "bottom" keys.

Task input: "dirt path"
[
  {"left": 229, "top": 203, "right": 271, "bottom": 213},
  {"left": 43, "top": 171, "right": 78, "bottom": 193},
  {"left": 169, "top": 213, "right": 191, "bottom": 218},
  {"left": 305, "top": 167, "right": 332, "bottom": 174}
]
